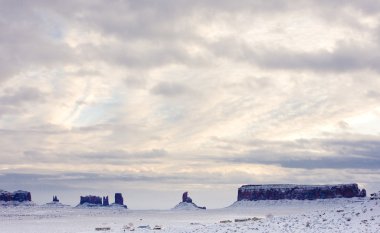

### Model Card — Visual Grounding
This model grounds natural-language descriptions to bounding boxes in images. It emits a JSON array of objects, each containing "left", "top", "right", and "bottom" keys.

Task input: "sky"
[{"left": 1, "top": 0, "right": 380, "bottom": 209}]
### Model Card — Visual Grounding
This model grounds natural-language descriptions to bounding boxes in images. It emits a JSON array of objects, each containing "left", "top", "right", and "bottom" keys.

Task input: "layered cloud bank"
[{"left": 1, "top": 0, "right": 380, "bottom": 208}]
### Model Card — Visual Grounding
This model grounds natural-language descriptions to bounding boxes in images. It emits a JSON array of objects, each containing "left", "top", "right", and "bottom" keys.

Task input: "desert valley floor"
[{"left": 1, "top": 198, "right": 380, "bottom": 233}]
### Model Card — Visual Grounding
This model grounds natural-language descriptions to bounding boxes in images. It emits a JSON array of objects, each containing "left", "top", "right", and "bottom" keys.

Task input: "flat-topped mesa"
[
  {"left": 238, "top": 184, "right": 366, "bottom": 201},
  {"left": 77, "top": 193, "right": 127, "bottom": 208},
  {"left": 0, "top": 190, "right": 32, "bottom": 202},
  {"left": 79, "top": 195, "right": 102, "bottom": 205}
]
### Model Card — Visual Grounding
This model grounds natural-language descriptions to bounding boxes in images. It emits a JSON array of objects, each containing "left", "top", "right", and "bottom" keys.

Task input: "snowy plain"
[{"left": 1, "top": 198, "right": 379, "bottom": 233}]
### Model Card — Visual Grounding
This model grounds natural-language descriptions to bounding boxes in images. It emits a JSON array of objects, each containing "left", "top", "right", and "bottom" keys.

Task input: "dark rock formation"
[
  {"left": 175, "top": 192, "right": 206, "bottom": 210},
  {"left": 45, "top": 195, "right": 69, "bottom": 207},
  {"left": 103, "top": 196, "right": 109, "bottom": 206},
  {"left": 370, "top": 191, "right": 380, "bottom": 200},
  {"left": 359, "top": 189, "right": 366, "bottom": 198},
  {"left": 13, "top": 190, "right": 32, "bottom": 202},
  {"left": 182, "top": 191, "right": 193, "bottom": 203},
  {"left": 110, "top": 193, "right": 127, "bottom": 208},
  {"left": 237, "top": 184, "right": 366, "bottom": 201},
  {"left": 80, "top": 195, "right": 102, "bottom": 205},
  {"left": 0, "top": 190, "right": 31, "bottom": 202},
  {"left": 0, "top": 190, "right": 12, "bottom": 202},
  {"left": 53, "top": 195, "right": 59, "bottom": 202},
  {"left": 114, "top": 193, "right": 124, "bottom": 205},
  {"left": 78, "top": 193, "right": 127, "bottom": 208}
]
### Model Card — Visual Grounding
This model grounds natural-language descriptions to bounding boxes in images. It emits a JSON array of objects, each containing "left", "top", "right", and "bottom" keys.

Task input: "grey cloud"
[
  {"left": 367, "top": 90, "right": 380, "bottom": 100},
  {"left": 0, "top": 170, "right": 240, "bottom": 188},
  {"left": 278, "top": 157, "right": 380, "bottom": 169},
  {"left": 4, "top": 0, "right": 377, "bottom": 74},
  {"left": 77, "top": 149, "right": 168, "bottom": 162},
  {"left": 338, "top": 121, "right": 350, "bottom": 130},
  {"left": 0, "top": 87, "right": 45, "bottom": 105},
  {"left": 0, "top": 123, "right": 67, "bottom": 135},
  {"left": 125, "top": 76, "right": 147, "bottom": 89},
  {"left": 253, "top": 44, "right": 380, "bottom": 73},
  {"left": 327, "top": 0, "right": 380, "bottom": 14},
  {"left": 0, "top": 0, "right": 75, "bottom": 81},
  {"left": 0, "top": 105, "right": 23, "bottom": 116},
  {"left": 0, "top": 87, "right": 45, "bottom": 116},
  {"left": 213, "top": 137, "right": 380, "bottom": 169},
  {"left": 0, "top": 1, "right": 290, "bottom": 70},
  {"left": 151, "top": 82, "right": 191, "bottom": 97},
  {"left": 79, "top": 40, "right": 209, "bottom": 68},
  {"left": 20, "top": 149, "right": 168, "bottom": 165},
  {"left": 72, "top": 124, "right": 112, "bottom": 133},
  {"left": 224, "top": 76, "right": 273, "bottom": 93},
  {"left": 65, "top": 69, "right": 101, "bottom": 77},
  {"left": 0, "top": 122, "right": 135, "bottom": 137},
  {"left": 209, "top": 38, "right": 380, "bottom": 73},
  {"left": 232, "top": 152, "right": 380, "bottom": 169},
  {"left": 73, "top": 0, "right": 290, "bottom": 40}
]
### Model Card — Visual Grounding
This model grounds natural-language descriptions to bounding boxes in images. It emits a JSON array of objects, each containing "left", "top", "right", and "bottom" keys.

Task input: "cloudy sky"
[{"left": 1, "top": 0, "right": 380, "bottom": 209}]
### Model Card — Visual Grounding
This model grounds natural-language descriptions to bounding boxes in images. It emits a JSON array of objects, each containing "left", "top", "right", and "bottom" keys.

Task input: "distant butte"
[
  {"left": 172, "top": 192, "right": 206, "bottom": 210},
  {"left": 77, "top": 193, "right": 127, "bottom": 208},
  {"left": 237, "top": 183, "right": 366, "bottom": 201},
  {"left": 0, "top": 189, "right": 32, "bottom": 202}
]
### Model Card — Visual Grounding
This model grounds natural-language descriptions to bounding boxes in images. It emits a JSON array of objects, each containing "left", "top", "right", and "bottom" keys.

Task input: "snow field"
[{"left": 0, "top": 198, "right": 379, "bottom": 233}]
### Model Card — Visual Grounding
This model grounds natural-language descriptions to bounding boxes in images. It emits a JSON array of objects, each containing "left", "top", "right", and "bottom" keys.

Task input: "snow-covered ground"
[{"left": 1, "top": 198, "right": 379, "bottom": 232}]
